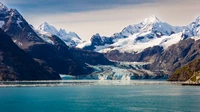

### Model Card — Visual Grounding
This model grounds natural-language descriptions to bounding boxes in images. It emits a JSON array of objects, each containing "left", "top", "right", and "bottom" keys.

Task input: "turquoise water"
[{"left": 0, "top": 84, "right": 199, "bottom": 112}]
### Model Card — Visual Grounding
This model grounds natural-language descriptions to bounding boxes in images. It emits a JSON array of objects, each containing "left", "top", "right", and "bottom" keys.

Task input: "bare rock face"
[
  {"left": 165, "top": 39, "right": 200, "bottom": 81},
  {"left": 168, "top": 58, "right": 200, "bottom": 81},
  {"left": 105, "top": 46, "right": 163, "bottom": 62},
  {"left": 83, "top": 33, "right": 114, "bottom": 51},
  {"left": 0, "top": 8, "right": 44, "bottom": 49},
  {"left": 70, "top": 48, "right": 114, "bottom": 66},
  {"left": 151, "top": 39, "right": 196, "bottom": 74},
  {"left": 0, "top": 29, "right": 60, "bottom": 81}
]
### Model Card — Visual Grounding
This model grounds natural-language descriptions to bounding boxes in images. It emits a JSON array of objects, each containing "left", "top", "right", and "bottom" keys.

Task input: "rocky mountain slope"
[
  {"left": 0, "top": 29, "right": 60, "bottom": 81},
  {"left": 34, "top": 27, "right": 113, "bottom": 66},
  {"left": 168, "top": 52, "right": 200, "bottom": 81},
  {"left": 0, "top": 2, "right": 94, "bottom": 76},
  {"left": 69, "top": 48, "right": 113, "bottom": 65},
  {"left": 0, "top": 2, "right": 115, "bottom": 79}
]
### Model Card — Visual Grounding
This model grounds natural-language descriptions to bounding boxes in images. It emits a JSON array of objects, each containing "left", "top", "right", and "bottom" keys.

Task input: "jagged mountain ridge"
[
  {"left": 77, "top": 15, "right": 186, "bottom": 53},
  {"left": 80, "top": 15, "right": 200, "bottom": 54},
  {"left": 0, "top": 3, "right": 44, "bottom": 49},
  {"left": 37, "top": 22, "right": 83, "bottom": 47},
  {"left": 182, "top": 17, "right": 200, "bottom": 38},
  {"left": 0, "top": 2, "right": 95, "bottom": 76}
]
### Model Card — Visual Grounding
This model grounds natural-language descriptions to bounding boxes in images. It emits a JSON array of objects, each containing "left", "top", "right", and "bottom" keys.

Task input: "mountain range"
[
  {"left": 0, "top": 2, "right": 112, "bottom": 80},
  {"left": 78, "top": 15, "right": 200, "bottom": 53},
  {"left": 76, "top": 15, "right": 200, "bottom": 81},
  {"left": 0, "top": 2, "right": 199, "bottom": 81},
  {"left": 37, "top": 22, "right": 83, "bottom": 47}
]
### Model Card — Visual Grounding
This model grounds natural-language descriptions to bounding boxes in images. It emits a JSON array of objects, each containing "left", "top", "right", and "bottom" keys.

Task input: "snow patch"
[
  {"left": 16, "top": 19, "right": 23, "bottom": 28},
  {"left": 96, "top": 32, "right": 182, "bottom": 53},
  {"left": 13, "top": 39, "right": 23, "bottom": 46},
  {"left": 35, "top": 30, "right": 55, "bottom": 45},
  {"left": 0, "top": 21, "right": 5, "bottom": 28},
  {"left": 77, "top": 41, "right": 92, "bottom": 48},
  {"left": 191, "top": 36, "right": 200, "bottom": 41}
]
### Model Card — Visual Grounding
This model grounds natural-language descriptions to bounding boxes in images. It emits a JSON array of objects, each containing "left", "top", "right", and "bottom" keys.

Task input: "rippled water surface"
[{"left": 0, "top": 81, "right": 199, "bottom": 112}]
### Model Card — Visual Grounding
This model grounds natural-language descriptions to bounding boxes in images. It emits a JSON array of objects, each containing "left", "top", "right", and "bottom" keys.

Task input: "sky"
[{"left": 1, "top": 0, "right": 200, "bottom": 40}]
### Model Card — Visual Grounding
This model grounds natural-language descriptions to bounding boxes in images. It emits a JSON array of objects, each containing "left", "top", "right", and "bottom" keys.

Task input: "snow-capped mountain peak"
[
  {"left": 195, "top": 16, "right": 200, "bottom": 24},
  {"left": 184, "top": 16, "right": 200, "bottom": 37},
  {"left": 37, "top": 22, "right": 82, "bottom": 47},
  {"left": 58, "top": 29, "right": 67, "bottom": 35},
  {"left": 80, "top": 15, "right": 186, "bottom": 53},
  {"left": 58, "top": 29, "right": 81, "bottom": 40},
  {"left": 119, "top": 15, "right": 183, "bottom": 40},
  {"left": 0, "top": 2, "right": 8, "bottom": 11},
  {"left": 142, "top": 15, "right": 161, "bottom": 24},
  {"left": 58, "top": 29, "right": 68, "bottom": 38},
  {"left": 38, "top": 22, "right": 58, "bottom": 35},
  {"left": 138, "top": 15, "right": 179, "bottom": 36},
  {"left": 92, "top": 33, "right": 101, "bottom": 38}
]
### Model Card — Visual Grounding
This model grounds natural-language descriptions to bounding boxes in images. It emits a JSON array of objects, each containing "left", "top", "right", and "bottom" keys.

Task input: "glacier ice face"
[{"left": 73, "top": 61, "right": 167, "bottom": 80}]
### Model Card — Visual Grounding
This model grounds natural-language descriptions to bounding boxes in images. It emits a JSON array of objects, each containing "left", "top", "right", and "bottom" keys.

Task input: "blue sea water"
[{"left": 0, "top": 81, "right": 199, "bottom": 112}]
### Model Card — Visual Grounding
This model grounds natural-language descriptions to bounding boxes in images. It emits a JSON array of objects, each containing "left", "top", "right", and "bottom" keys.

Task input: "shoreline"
[{"left": 0, "top": 80, "right": 183, "bottom": 87}]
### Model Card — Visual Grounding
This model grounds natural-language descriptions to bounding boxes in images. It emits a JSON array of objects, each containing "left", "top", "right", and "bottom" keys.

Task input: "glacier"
[{"left": 60, "top": 61, "right": 167, "bottom": 80}]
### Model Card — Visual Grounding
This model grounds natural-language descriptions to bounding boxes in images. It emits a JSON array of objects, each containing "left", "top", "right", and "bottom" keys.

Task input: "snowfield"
[
  {"left": 77, "top": 15, "right": 200, "bottom": 54},
  {"left": 98, "top": 32, "right": 183, "bottom": 53}
]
